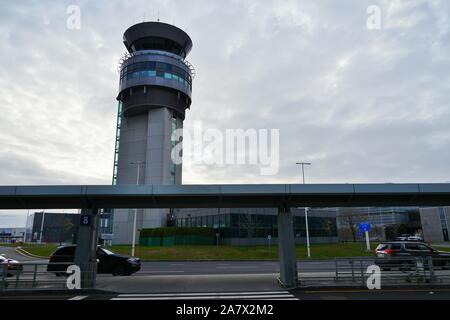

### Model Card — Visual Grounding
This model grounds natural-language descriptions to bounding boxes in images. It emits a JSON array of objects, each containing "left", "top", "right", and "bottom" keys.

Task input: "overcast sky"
[{"left": 0, "top": 0, "right": 449, "bottom": 227}]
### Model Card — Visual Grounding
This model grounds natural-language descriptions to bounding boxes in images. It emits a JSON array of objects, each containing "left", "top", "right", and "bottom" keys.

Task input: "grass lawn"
[
  {"left": 110, "top": 242, "right": 375, "bottom": 260},
  {"left": 8, "top": 242, "right": 450, "bottom": 260},
  {"left": 21, "top": 244, "right": 59, "bottom": 257}
]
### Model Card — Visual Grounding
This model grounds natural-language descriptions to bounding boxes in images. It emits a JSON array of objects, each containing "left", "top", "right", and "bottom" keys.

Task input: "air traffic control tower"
[{"left": 111, "top": 22, "right": 194, "bottom": 244}]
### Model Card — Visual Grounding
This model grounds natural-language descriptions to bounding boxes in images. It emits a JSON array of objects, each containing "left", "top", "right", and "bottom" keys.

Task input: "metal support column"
[
  {"left": 277, "top": 206, "right": 298, "bottom": 288},
  {"left": 74, "top": 207, "right": 99, "bottom": 289}
]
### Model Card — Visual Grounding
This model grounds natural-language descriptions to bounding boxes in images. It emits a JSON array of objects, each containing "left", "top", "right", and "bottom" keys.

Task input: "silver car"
[{"left": 0, "top": 254, "right": 22, "bottom": 277}]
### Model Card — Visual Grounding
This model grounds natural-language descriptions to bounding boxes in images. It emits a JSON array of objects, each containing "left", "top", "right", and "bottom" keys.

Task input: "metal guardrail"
[
  {"left": 0, "top": 262, "right": 96, "bottom": 291},
  {"left": 299, "top": 257, "right": 450, "bottom": 288}
]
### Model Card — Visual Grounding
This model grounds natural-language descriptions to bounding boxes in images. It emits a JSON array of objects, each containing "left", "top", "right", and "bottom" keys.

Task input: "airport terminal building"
[{"left": 174, "top": 208, "right": 338, "bottom": 245}]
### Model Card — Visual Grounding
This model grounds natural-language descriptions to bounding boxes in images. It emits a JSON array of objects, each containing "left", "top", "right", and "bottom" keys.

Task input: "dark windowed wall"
[{"left": 175, "top": 213, "right": 337, "bottom": 241}]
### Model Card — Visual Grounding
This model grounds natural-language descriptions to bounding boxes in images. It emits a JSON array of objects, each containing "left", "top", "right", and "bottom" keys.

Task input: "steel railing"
[
  {"left": 0, "top": 262, "right": 96, "bottom": 291},
  {"left": 298, "top": 256, "right": 450, "bottom": 288}
]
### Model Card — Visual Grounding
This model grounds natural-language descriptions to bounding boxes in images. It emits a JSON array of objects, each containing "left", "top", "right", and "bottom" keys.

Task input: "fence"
[
  {"left": 0, "top": 262, "right": 96, "bottom": 291},
  {"left": 298, "top": 256, "right": 450, "bottom": 288}
]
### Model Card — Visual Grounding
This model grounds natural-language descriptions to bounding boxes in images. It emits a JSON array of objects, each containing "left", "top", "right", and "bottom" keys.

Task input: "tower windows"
[{"left": 120, "top": 61, "right": 192, "bottom": 90}]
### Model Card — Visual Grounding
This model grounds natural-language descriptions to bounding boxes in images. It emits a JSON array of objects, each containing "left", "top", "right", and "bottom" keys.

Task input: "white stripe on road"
[
  {"left": 68, "top": 296, "right": 88, "bottom": 300},
  {"left": 216, "top": 266, "right": 257, "bottom": 269},
  {"left": 139, "top": 271, "right": 185, "bottom": 273},
  {"left": 112, "top": 291, "right": 298, "bottom": 300},
  {"left": 118, "top": 291, "right": 290, "bottom": 297},
  {"left": 170, "top": 263, "right": 185, "bottom": 266},
  {"left": 112, "top": 295, "right": 296, "bottom": 300}
]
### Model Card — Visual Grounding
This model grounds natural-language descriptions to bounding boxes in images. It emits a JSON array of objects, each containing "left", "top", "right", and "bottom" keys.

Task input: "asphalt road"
[
  {"left": 137, "top": 260, "right": 337, "bottom": 275},
  {"left": 0, "top": 246, "right": 339, "bottom": 275}
]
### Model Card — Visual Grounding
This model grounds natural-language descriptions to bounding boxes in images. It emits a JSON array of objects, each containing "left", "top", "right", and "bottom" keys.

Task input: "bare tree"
[{"left": 337, "top": 208, "right": 368, "bottom": 242}]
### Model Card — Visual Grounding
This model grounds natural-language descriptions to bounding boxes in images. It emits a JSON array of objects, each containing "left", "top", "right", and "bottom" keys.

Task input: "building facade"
[
  {"left": 419, "top": 207, "right": 450, "bottom": 243},
  {"left": 336, "top": 207, "right": 422, "bottom": 241},
  {"left": 0, "top": 228, "right": 25, "bottom": 243},
  {"left": 25, "top": 212, "right": 79, "bottom": 244},
  {"left": 111, "top": 22, "right": 195, "bottom": 244},
  {"left": 174, "top": 208, "right": 338, "bottom": 245}
]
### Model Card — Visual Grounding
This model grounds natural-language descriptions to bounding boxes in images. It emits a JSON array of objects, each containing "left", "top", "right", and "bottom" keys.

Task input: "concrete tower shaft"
[{"left": 112, "top": 22, "right": 194, "bottom": 244}]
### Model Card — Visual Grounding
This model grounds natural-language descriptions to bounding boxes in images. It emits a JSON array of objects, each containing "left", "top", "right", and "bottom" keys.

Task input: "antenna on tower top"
[
  {"left": 173, "top": 16, "right": 175, "bottom": 26},
  {"left": 157, "top": 9, "right": 160, "bottom": 22}
]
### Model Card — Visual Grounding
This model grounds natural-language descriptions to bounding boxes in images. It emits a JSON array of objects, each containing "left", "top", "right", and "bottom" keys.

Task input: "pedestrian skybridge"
[
  {"left": 1, "top": 183, "right": 450, "bottom": 288},
  {"left": 1, "top": 183, "right": 450, "bottom": 209}
]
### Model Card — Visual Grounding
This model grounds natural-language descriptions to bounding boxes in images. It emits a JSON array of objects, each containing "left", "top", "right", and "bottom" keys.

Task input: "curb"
[{"left": 15, "top": 247, "right": 48, "bottom": 260}]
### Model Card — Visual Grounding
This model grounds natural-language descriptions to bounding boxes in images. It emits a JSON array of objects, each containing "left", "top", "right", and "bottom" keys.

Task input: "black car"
[
  {"left": 374, "top": 241, "right": 450, "bottom": 270},
  {"left": 47, "top": 245, "right": 141, "bottom": 276}
]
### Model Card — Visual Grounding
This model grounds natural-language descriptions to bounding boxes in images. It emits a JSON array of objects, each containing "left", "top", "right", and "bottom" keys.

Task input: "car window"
[
  {"left": 417, "top": 244, "right": 432, "bottom": 252},
  {"left": 56, "top": 246, "right": 76, "bottom": 255},
  {"left": 391, "top": 243, "right": 402, "bottom": 250},
  {"left": 405, "top": 244, "right": 420, "bottom": 250},
  {"left": 100, "top": 248, "right": 115, "bottom": 255},
  {"left": 376, "top": 244, "right": 388, "bottom": 250}
]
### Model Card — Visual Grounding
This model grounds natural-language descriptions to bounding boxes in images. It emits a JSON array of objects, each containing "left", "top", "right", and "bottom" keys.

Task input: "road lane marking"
[
  {"left": 112, "top": 291, "right": 298, "bottom": 300},
  {"left": 118, "top": 291, "right": 290, "bottom": 297},
  {"left": 216, "top": 266, "right": 257, "bottom": 269},
  {"left": 139, "top": 271, "right": 185, "bottom": 273},
  {"left": 112, "top": 295, "right": 296, "bottom": 300},
  {"left": 170, "top": 263, "right": 185, "bottom": 266},
  {"left": 68, "top": 296, "right": 88, "bottom": 300}
]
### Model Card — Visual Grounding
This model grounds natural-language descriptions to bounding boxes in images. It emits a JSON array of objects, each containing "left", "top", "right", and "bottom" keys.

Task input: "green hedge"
[
  {"left": 140, "top": 227, "right": 215, "bottom": 238},
  {"left": 139, "top": 227, "right": 216, "bottom": 246}
]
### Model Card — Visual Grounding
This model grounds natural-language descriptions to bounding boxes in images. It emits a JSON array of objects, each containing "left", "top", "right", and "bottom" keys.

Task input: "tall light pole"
[
  {"left": 39, "top": 210, "right": 46, "bottom": 244},
  {"left": 296, "top": 162, "right": 311, "bottom": 258},
  {"left": 131, "top": 161, "right": 145, "bottom": 257}
]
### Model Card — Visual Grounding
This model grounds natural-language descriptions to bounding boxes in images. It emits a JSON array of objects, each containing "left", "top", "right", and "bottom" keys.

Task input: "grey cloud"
[{"left": 1, "top": 0, "right": 450, "bottom": 226}]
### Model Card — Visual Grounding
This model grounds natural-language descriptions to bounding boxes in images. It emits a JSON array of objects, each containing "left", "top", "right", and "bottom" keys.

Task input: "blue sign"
[
  {"left": 80, "top": 214, "right": 91, "bottom": 226},
  {"left": 358, "top": 222, "right": 372, "bottom": 233}
]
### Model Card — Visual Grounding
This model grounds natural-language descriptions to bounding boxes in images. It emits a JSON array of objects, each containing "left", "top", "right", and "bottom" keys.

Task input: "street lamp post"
[
  {"left": 131, "top": 161, "right": 145, "bottom": 257},
  {"left": 296, "top": 162, "right": 312, "bottom": 258},
  {"left": 39, "top": 210, "right": 46, "bottom": 244}
]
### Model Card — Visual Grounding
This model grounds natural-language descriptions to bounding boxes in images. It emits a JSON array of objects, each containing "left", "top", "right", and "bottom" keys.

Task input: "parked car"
[
  {"left": 374, "top": 241, "right": 450, "bottom": 270},
  {"left": 395, "top": 234, "right": 411, "bottom": 241},
  {"left": 47, "top": 245, "right": 141, "bottom": 276},
  {"left": 0, "top": 254, "right": 22, "bottom": 277},
  {"left": 407, "top": 235, "right": 424, "bottom": 242}
]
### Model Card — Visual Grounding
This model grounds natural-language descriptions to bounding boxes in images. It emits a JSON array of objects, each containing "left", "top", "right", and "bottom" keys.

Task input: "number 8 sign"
[{"left": 80, "top": 214, "right": 91, "bottom": 226}]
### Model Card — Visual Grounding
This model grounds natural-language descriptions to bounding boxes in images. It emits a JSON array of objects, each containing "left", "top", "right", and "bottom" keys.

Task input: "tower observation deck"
[{"left": 111, "top": 22, "right": 194, "bottom": 244}]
